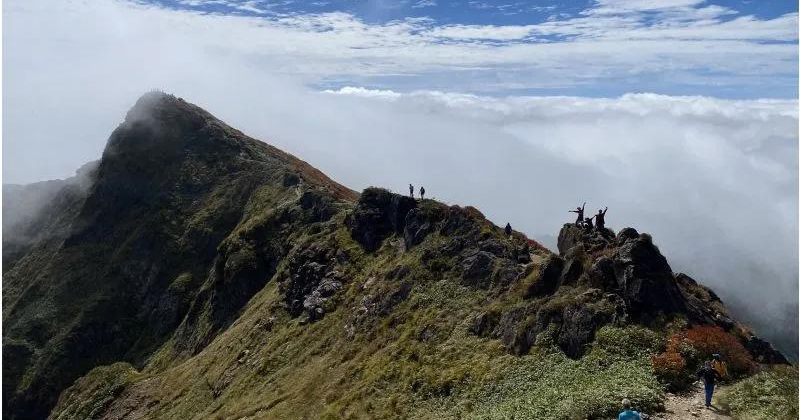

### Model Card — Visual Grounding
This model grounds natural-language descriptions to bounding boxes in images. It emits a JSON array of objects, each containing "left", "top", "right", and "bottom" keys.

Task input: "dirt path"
[{"left": 649, "top": 381, "right": 733, "bottom": 420}]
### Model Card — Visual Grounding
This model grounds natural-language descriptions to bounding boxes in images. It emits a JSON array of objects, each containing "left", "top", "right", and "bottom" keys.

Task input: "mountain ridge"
[{"left": 2, "top": 92, "right": 791, "bottom": 419}]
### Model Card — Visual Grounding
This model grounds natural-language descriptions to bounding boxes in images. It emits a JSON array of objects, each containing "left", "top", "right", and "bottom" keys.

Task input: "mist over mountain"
[{"left": 2, "top": 93, "right": 793, "bottom": 419}]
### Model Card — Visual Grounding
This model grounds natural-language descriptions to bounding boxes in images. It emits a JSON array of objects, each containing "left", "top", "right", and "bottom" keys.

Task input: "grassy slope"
[
  {"left": 718, "top": 365, "right": 798, "bottom": 420},
  {"left": 51, "top": 203, "right": 670, "bottom": 419}
]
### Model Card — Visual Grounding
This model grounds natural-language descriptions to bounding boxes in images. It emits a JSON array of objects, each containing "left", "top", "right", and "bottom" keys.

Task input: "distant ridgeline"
[{"left": 2, "top": 92, "right": 792, "bottom": 420}]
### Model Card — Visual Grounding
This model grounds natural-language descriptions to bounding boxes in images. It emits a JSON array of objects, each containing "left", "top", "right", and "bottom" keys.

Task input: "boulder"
[
  {"left": 616, "top": 227, "right": 639, "bottom": 244},
  {"left": 348, "top": 188, "right": 417, "bottom": 252},
  {"left": 588, "top": 257, "right": 617, "bottom": 291},
  {"left": 557, "top": 223, "right": 584, "bottom": 255},
  {"left": 469, "top": 311, "right": 500, "bottom": 337},
  {"left": 613, "top": 235, "right": 686, "bottom": 316},
  {"left": 555, "top": 304, "right": 614, "bottom": 358},
  {"left": 461, "top": 251, "right": 496, "bottom": 289},
  {"left": 526, "top": 256, "right": 565, "bottom": 298}
]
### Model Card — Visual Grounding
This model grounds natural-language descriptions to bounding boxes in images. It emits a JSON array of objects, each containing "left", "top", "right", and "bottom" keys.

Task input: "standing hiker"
[
  {"left": 409, "top": 184, "right": 414, "bottom": 198},
  {"left": 596, "top": 207, "right": 608, "bottom": 230},
  {"left": 569, "top": 202, "right": 586, "bottom": 226},
  {"left": 697, "top": 360, "right": 723, "bottom": 407},
  {"left": 420, "top": 186, "right": 425, "bottom": 200},
  {"left": 505, "top": 223, "right": 512, "bottom": 236}
]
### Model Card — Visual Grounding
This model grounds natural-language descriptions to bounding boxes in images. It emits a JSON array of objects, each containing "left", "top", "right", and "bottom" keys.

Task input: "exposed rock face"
[
  {"left": 557, "top": 223, "right": 614, "bottom": 255},
  {"left": 613, "top": 233, "right": 687, "bottom": 317},
  {"left": 526, "top": 256, "right": 565, "bottom": 297},
  {"left": 281, "top": 241, "right": 339, "bottom": 318},
  {"left": 347, "top": 188, "right": 416, "bottom": 252},
  {"left": 746, "top": 336, "right": 790, "bottom": 365},
  {"left": 461, "top": 251, "right": 496, "bottom": 289},
  {"left": 588, "top": 257, "right": 617, "bottom": 290}
]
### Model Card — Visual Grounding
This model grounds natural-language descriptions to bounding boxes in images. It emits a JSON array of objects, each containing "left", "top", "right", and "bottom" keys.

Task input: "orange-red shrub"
[
  {"left": 684, "top": 325, "right": 755, "bottom": 376},
  {"left": 652, "top": 350, "right": 691, "bottom": 391},
  {"left": 652, "top": 325, "right": 756, "bottom": 390}
]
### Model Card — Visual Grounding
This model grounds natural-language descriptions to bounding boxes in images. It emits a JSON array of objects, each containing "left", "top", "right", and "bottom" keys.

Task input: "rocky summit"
[{"left": 2, "top": 93, "right": 792, "bottom": 419}]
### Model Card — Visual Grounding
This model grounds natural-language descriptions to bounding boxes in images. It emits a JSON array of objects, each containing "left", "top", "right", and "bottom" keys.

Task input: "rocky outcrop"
[
  {"left": 526, "top": 256, "right": 565, "bottom": 297},
  {"left": 347, "top": 188, "right": 416, "bottom": 252},
  {"left": 461, "top": 251, "right": 496, "bottom": 289},
  {"left": 612, "top": 231, "right": 687, "bottom": 317},
  {"left": 746, "top": 336, "right": 790, "bottom": 365},
  {"left": 280, "top": 241, "right": 340, "bottom": 319},
  {"left": 557, "top": 223, "right": 614, "bottom": 255}
]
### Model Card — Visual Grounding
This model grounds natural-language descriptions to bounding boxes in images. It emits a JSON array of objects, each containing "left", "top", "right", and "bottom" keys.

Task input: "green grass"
[
  {"left": 409, "top": 326, "right": 665, "bottom": 419},
  {"left": 719, "top": 365, "right": 798, "bottom": 420}
]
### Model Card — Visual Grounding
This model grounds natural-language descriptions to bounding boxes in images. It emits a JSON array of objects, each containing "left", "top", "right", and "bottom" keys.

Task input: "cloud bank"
[{"left": 3, "top": 0, "right": 797, "bottom": 356}]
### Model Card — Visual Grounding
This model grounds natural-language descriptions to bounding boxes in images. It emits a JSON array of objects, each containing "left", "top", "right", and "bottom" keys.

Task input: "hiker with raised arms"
[
  {"left": 569, "top": 202, "right": 586, "bottom": 226},
  {"left": 596, "top": 207, "right": 608, "bottom": 230}
]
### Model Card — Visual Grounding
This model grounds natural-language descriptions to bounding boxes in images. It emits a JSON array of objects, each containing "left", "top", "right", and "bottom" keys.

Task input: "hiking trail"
[{"left": 650, "top": 381, "right": 732, "bottom": 420}]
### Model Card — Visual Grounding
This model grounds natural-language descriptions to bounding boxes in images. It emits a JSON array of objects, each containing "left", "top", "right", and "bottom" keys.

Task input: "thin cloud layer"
[{"left": 5, "top": 0, "right": 796, "bottom": 96}]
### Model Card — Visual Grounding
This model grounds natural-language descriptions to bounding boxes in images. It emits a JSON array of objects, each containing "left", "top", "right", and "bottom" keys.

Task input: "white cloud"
[
  {"left": 411, "top": 0, "right": 436, "bottom": 8},
  {"left": 426, "top": 24, "right": 535, "bottom": 40}
]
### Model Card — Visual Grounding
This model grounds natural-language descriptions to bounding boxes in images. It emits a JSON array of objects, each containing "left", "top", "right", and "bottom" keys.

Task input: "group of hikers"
[
  {"left": 569, "top": 202, "right": 608, "bottom": 231},
  {"left": 618, "top": 354, "right": 728, "bottom": 419},
  {"left": 408, "top": 184, "right": 425, "bottom": 200}
]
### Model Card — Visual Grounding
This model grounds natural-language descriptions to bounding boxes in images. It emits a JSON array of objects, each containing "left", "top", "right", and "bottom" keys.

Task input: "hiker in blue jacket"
[{"left": 618, "top": 398, "right": 642, "bottom": 420}]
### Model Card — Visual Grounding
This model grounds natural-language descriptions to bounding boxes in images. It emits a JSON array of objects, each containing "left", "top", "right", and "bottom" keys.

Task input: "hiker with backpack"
[
  {"left": 697, "top": 360, "right": 723, "bottom": 407},
  {"left": 711, "top": 353, "right": 728, "bottom": 380},
  {"left": 409, "top": 184, "right": 414, "bottom": 198},
  {"left": 419, "top": 186, "right": 425, "bottom": 200}
]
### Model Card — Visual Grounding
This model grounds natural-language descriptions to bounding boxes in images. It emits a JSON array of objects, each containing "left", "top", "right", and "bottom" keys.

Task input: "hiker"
[
  {"left": 697, "top": 360, "right": 723, "bottom": 407},
  {"left": 409, "top": 184, "right": 414, "bottom": 198},
  {"left": 504, "top": 223, "right": 512, "bottom": 236},
  {"left": 711, "top": 353, "right": 728, "bottom": 379},
  {"left": 617, "top": 398, "right": 642, "bottom": 420},
  {"left": 595, "top": 207, "right": 608, "bottom": 230},
  {"left": 583, "top": 215, "right": 595, "bottom": 231},
  {"left": 569, "top": 202, "right": 586, "bottom": 226},
  {"left": 420, "top": 186, "right": 425, "bottom": 200}
]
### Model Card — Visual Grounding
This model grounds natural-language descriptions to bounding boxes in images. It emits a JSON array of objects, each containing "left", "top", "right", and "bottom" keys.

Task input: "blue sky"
[
  {"left": 122, "top": 0, "right": 799, "bottom": 98},
  {"left": 150, "top": 0, "right": 796, "bottom": 24}
]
